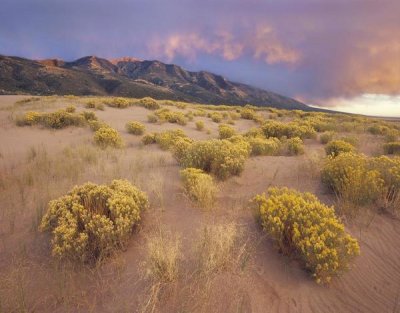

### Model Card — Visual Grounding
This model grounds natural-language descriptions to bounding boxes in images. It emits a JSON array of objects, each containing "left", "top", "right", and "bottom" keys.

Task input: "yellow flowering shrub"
[
  {"left": 180, "top": 168, "right": 217, "bottom": 208},
  {"left": 40, "top": 180, "right": 148, "bottom": 261},
  {"left": 246, "top": 137, "right": 281, "bottom": 156},
  {"left": 240, "top": 107, "right": 256, "bottom": 120},
  {"left": 88, "top": 120, "right": 109, "bottom": 131},
  {"left": 94, "top": 127, "right": 124, "bottom": 149},
  {"left": 16, "top": 111, "right": 42, "bottom": 126},
  {"left": 286, "top": 137, "right": 305, "bottom": 155},
  {"left": 177, "top": 138, "right": 250, "bottom": 180},
  {"left": 210, "top": 112, "right": 223, "bottom": 123},
  {"left": 65, "top": 105, "right": 76, "bottom": 113},
  {"left": 262, "top": 120, "right": 316, "bottom": 139},
  {"left": 18, "top": 110, "right": 87, "bottom": 129},
  {"left": 137, "top": 97, "right": 160, "bottom": 110},
  {"left": 253, "top": 187, "right": 360, "bottom": 284},
  {"left": 154, "top": 129, "right": 188, "bottom": 150},
  {"left": 125, "top": 121, "right": 145, "bottom": 135},
  {"left": 322, "top": 153, "right": 384, "bottom": 209},
  {"left": 142, "top": 133, "right": 157, "bottom": 145},
  {"left": 81, "top": 110, "right": 98, "bottom": 121},
  {"left": 195, "top": 120, "right": 205, "bottom": 131},
  {"left": 85, "top": 100, "right": 96, "bottom": 109},
  {"left": 218, "top": 124, "right": 236, "bottom": 139},
  {"left": 154, "top": 108, "right": 187, "bottom": 125},
  {"left": 383, "top": 142, "right": 400, "bottom": 155},
  {"left": 320, "top": 131, "right": 335, "bottom": 144},
  {"left": 104, "top": 97, "right": 131, "bottom": 108},
  {"left": 325, "top": 140, "right": 355, "bottom": 157}
]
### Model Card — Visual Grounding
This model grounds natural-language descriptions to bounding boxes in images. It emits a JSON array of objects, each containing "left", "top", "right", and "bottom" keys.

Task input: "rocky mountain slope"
[{"left": 0, "top": 55, "right": 309, "bottom": 110}]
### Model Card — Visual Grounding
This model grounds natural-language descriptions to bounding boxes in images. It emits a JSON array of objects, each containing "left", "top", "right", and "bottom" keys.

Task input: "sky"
[{"left": 1, "top": 0, "right": 399, "bottom": 116}]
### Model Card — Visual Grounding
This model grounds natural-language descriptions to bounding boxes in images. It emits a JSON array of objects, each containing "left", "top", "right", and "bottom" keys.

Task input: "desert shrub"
[
  {"left": 94, "top": 127, "right": 124, "bottom": 149},
  {"left": 340, "top": 136, "right": 358, "bottom": 147},
  {"left": 247, "top": 137, "right": 281, "bottom": 156},
  {"left": 175, "top": 102, "right": 187, "bottom": 109},
  {"left": 142, "top": 133, "right": 157, "bottom": 145},
  {"left": 195, "top": 120, "right": 205, "bottom": 131},
  {"left": 194, "top": 109, "right": 207, "bottom": 117},
  {"left": 81, "top": 110, "right": 97, "bottom": 121},
  {"left": 147, "top": 114, "right": 158, "bottom": 123},
  {"left": 254, "top": 187, "right": 360, "bottom": 284},
  {"left": 320, "top": 131, "right": 335, "bottom": 144},
  {"left": 125, "top": 121, "right": 145, "bottom": 135},
  {"left": 325, "top": 140, "right": 355, "bottom": 157},
  {"left": 384, "top": 129, "right": 399, "bottom": 142},
  {"left": 145, "top": 230, "right": 181, "bottom": 282},
  {"left": 383, "top": 142, "right": 400, "bottom": 155},
  {"left": 154, "top": 108, "right": 187, "bottom": 125},
  {"left": 322, "top": 153, "right": 384, "bottom": 210},
  {"left": 88, "top": 120, "right": 109, "bottom": 131},
  {"left": 180, "top": 168, "right": 217, "bottom": 208},
  {"left": 286, "top": 137, "right": 305, "bottom": 155},
  {"left": 85, "top": 100, "right": 96, "bottom": 109},
  {"left": 41, "top": 110, "right": 86, "bottom": 128},
  {"left": 65, "top": 105, "right": 76, "bottom": 113},
  {"left": 196, "top": 223, "right": 238, "bottom": 273},
  {"left": 218, "top": 124, "right": 236, "bottom": 139},
  {"left": 244, "top": 127, "right": 265, "bottom": 138},
  {"left": 154, "top": 129, "right": 188, "bottom": 150},
  {"left": 16, "top": 111, "right": 41, "bottom": 126},
  {"left": 137, "top": 97, "right": 160, "bottom": 110},
  {"left": 177, "top": 139, "right": 250, "bottom": 180},
  {"left": 229, "top": 111, "right": 241, "bottom": 120},
  {"left": 368, "top": 124, "right": 388, "bottom": 135},
  {"left": 262, "top": 120, "right": 316, "bottom": 139},
  {"left": 96, "top": 103, "right": 105, "bottom": 110},
  {"left": 210, "top": 112, "right": 223, "bottom": 123},
  {"left": 105, "top": 97, "right": 130, "bottom": 108},
  {"left": 185, "top": 111, "right": 194, "bottom": 121},
  {"left": 39, "top": 179, "right": 148, "bottom": 262},
  {"left": 240, "top": 107, "right": 256, "bottom": 120}
]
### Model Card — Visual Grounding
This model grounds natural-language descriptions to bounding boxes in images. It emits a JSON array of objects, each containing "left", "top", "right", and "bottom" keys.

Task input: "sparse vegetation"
[{"left": 254, "top": 187, "right": 360, "bottom": 284}]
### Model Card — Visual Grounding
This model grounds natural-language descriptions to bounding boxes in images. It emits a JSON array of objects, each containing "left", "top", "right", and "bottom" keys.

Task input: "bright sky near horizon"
[{"left": 0, "top": 0, "right": 399, "bottom": 116}]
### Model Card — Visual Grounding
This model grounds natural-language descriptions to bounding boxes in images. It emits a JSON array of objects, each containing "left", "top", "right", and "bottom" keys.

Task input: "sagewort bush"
[
  {"left": 210, "top": 112, "right": 223, "bottom": 123},
  {"left": 195, "top": 120, "right": 205, "bottom": 131},
  {"left": 325, "top": 140, "right": 355, "bottom": 157},
  {"left": 253, "top": 187, "right": 360, "bottom": 284},
  {"left": 218, "top": 124, "right": 236, "bottom": 139},
  {"left": 322, "top": 153, "right": 384, "bottom": 210},
  {"left": 94, "top": 127, "right": 124, "bottom": 149},
  {"left": 180, "top": 168, "right": 217, "bottom": 208},
  {"left": 176, "top": 139, "right": 250, "bottom": 180},
  {"left": 104, "top": 97, "right": 131, "bottom": 108},
  {"left": 154, "top": 129, "right": 189, "bottom": 150},
  {"left": 320, "top": 131, "right": 335, "bottom": 144},
  {"left": 39, "top": 179, "right": 148, "bottom": 262},
  {"left": 154, "top": 108, "right": 187, "bottom": 125},
  {"left": 17, "top": 109, "right": 87, "bottom": 128},
  {"left": 383, "top": 142, "right": 400, "bottom": 155},
  {"left": 262, "top": 120, "right": 316, "bottom": 139},
  {"left": 125, "top": 121, "right": 145, "bottom": 135},
  {"left": 142, "top": 133, "right": 157, "bottom": 145},
  {"left": 286, "top": 137, "right": 305, "bottom": 155},
  {"left": 246, "top": 137, "right": 281, "bottom": 156},
  {"left": 137, "top": 97, "right": 160, "bottom": 110},
  {"left": 65, "top": 105, "right": 76, "bottom": 113}
]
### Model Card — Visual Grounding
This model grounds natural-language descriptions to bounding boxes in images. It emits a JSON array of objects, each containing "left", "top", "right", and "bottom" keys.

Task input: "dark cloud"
[{"left": 0, "top": 0, "right": 399, "bottom": 106}]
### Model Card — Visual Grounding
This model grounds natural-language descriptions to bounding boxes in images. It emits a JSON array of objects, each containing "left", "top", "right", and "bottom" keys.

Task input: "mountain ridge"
[{"left": 0, "top": 54, "right": 310, "bottom": 110}]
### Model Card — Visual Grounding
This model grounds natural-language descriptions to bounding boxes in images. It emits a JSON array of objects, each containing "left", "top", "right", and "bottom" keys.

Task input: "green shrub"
[
  {"left": 247, "top": 137, "right": 281, "bottom": 156},
  {"left": 218, "top": 124, "right": 236, "bottom": 139},
  {"left": 287, "top": 137, "right": 305, "bottom": 155},
  {"left": 320, "top": 131, "right": 335, "bottom": 144},
  {"left": 125, "top": 121, "right": 145, "bottom": 135},
  {"left": 94, "top": 127, "right": 124, "bottom": 148},
  {"left": 383, "top": 142, "right": 400, "bottom": 155},
  {"left": 137, "top": 97, "right": 160, "bottom": 110},
  {"left": 176, "top": 139, "right": 250, "bottom": 180},
  {"left": 253, "top": 187, "right": 360, "bottom": 284},
  {"left": 180, "top": 168, "right": 217, "bottom": 208},
  {"left": 39, "top": 180, "right": 148, "bottom": 261},
  {"left": 195, "top": 120, "right": 205, "bottom": 131},
  {"left": 142, "top": 133, "right": 157, "bottom": 145},
  {"left": 325, "top": 140, "right": 355, "bottom": 157},
  {"left": 65, "top": 105, "right": 76, "bottom": 113}
]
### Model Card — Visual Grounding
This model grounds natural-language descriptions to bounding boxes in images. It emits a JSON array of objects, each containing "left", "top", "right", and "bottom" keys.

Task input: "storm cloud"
[{"left": 1, "top": 0, "right": 399, "bottom": 109}]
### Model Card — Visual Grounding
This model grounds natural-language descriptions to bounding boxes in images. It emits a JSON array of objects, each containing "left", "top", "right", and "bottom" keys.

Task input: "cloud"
[{"left": 147, "top": 25, "right": 300, "bottom": 65}]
